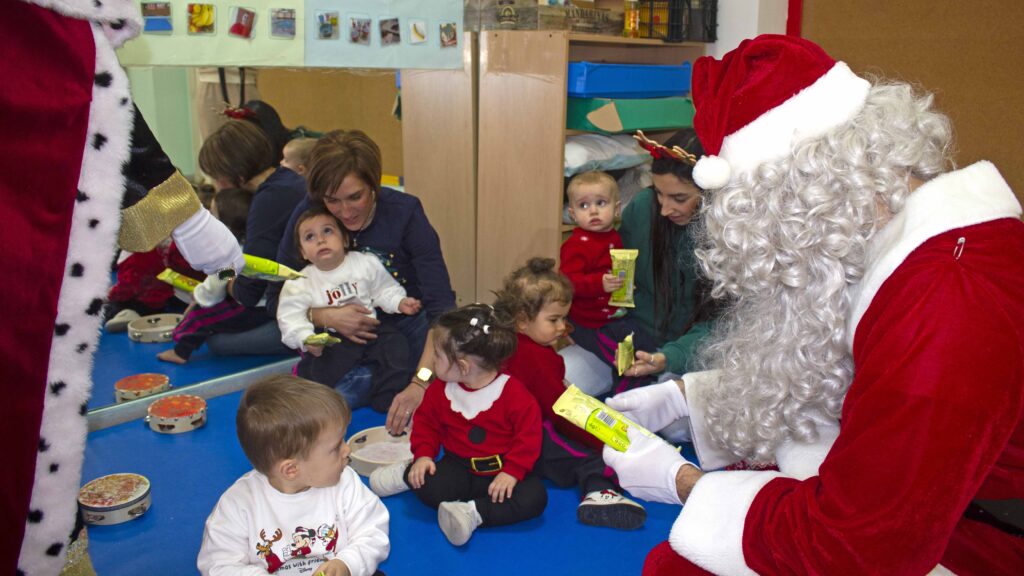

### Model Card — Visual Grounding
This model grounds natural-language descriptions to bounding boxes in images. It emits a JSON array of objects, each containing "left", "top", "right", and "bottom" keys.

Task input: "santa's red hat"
[{"left": 690, "top": 34, "right": 871, "bottom": 189}]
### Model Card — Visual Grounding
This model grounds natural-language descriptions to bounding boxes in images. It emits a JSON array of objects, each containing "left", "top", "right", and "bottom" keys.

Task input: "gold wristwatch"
[{"left": 412, "top": 367, "right": 433, "bottom": 389}]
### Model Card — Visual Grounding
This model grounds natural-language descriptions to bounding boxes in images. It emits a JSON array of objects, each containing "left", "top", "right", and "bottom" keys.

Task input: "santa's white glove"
[
  {"left": 603, "top": 426, "right": 694, "bottom": 505},
  {"left": 192, "top": 273, "right": 231, "bottom": 308},
  {"left": 171, "top": 208, "right": 245, "bottom": 275},
  {"left": 605, "top": 379, "right": 688, "bottom": 433}
]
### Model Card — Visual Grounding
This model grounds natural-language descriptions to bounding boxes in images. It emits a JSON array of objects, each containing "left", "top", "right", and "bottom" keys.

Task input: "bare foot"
[{"left": 157, "top": 349, "right": 187, "bottom": 364}]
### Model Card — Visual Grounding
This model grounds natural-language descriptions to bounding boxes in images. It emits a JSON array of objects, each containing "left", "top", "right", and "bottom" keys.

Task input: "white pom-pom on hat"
[{"left": 693, "top": 155, "right": 731, "bottom": 189}]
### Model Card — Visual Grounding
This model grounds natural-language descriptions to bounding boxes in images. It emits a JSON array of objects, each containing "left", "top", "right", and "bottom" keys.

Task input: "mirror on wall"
[{"left": 88, "top": 65, "right": 403, "bottom": 415}]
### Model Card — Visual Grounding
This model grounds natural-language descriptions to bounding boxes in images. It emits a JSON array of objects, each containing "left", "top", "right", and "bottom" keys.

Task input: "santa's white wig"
[{"left": 694, "top": 80, "right": 954, "bottom": 461}]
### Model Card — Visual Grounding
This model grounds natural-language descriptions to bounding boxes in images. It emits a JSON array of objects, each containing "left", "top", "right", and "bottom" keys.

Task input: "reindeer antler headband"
[
  {"left": 222, "top": 106, "right": 256, "bottom": 120},
  {"left": 633, "top": 130, "right": 697, "bottom": 165}
]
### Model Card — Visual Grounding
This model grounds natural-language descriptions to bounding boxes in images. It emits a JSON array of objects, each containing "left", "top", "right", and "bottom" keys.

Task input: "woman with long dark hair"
[{"left": 619, "top": 128, "right": 719, "bottom": 379}]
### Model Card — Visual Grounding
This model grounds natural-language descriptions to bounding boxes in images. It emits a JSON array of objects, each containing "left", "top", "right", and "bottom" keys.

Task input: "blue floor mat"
[
  {"left": 83, "top": 392, "right": 686, "bottom": 575},
  {"left": 89, "top": 329, "right": 294, "bottom": 410}
]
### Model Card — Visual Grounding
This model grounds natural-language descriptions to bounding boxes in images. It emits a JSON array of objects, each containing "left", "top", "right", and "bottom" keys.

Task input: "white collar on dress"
[
  {"left": 444, "top": 374, "right": 509, "bottom": 420},
  {"left": 845, "top": 161, "right": 1020, "bottom": 350}
]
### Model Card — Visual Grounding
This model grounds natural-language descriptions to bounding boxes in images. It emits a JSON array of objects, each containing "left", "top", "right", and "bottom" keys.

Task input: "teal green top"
[{"left": 619, "top": 188, "right": 711, "bottom": 374}]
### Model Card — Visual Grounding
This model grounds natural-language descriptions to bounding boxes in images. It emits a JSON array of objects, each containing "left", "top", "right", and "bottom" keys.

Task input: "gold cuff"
[
  {"left": 118, "top": 171, "right": 201, "bottom": 252},
  {"left": 411, "top": 378, "right": 428, "bottom": 391}
]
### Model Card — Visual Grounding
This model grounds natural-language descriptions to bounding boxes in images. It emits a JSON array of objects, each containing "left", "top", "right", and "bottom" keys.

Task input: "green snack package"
[
  {"left": 553, "top": 385, "right": 656, "bottom": 452},
  {"left": 242, "top": 254, "right": 305, "bottom": 281},
  {"left": 156, "top": 268, "right": 202, "bottom": 293},
  {"left": 616, "top": 333, "right": 635, "bottom": 376},
  {"left": 609, "top": 248, "right": 638, "bottom": 307},
  {"left": 304, "top": 333, "right": 342, "bottom": 347}
]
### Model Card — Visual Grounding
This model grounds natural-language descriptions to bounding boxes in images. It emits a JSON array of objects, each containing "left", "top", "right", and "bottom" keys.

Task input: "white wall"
[{"left": 709, "top": 0, "right": 788, "bottom": 57}]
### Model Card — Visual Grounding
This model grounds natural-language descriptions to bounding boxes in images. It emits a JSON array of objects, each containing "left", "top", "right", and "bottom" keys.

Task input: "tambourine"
[
  {"left": 78, "top": 473, "right": 151, "bottom": 525},
  {"left": 127, "top": 313, "right": 182, "bottom": 343},
  {"left": 146, "top": 394, "right": 207, "bottom": 434},
  {"left": 348, "top": 426, "right": 413, "bottom": 477},
  {"left": 113, "top": 373, "right": 170, "bottom": 403}
]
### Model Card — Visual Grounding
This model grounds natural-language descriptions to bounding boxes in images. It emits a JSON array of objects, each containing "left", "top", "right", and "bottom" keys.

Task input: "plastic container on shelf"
[{"left": 567, "top": 61, "right": 691, "bottom": 99}]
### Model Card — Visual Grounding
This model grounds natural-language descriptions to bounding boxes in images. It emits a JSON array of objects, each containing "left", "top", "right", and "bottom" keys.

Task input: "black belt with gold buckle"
[{"left": 469, "top": 454, "right": 503, "bottom": 474}]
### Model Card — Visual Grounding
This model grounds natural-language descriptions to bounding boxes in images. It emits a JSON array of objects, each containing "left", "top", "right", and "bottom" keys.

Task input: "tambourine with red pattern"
[
  {"left": 146, "top": 394, "right": 207, "bottom": 434},
  {"left": 113, "top": 373, "right": 170, "bottom": 403}
]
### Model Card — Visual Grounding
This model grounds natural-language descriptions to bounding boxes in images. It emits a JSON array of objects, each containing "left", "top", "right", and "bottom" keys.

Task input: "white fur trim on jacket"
[
  {"left": 445, "top": 374, "right": 509, "bottom": 420},
  {"left": 719, "top": 62, "right": 870, "bottom": 183},
  {"left": 26, "top": 0, "right": 142, "bottom": 46},
  {"left": 845, "top": 161, "right": 1020, "bottom": 351},
  {"left": 16, "top": 11, "right": 135, "bottom": 576},
  {"left": 670, "top": 470, "right": 784, "bottom": 576}
]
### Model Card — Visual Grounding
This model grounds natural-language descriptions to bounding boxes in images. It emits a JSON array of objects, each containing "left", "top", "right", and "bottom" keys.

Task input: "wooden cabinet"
[{"left": 404, "top": 31, "right": 704, "bottom": 303}]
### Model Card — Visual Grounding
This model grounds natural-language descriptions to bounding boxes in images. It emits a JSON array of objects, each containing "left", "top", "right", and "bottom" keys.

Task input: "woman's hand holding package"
[
  {"left": 605, "top": 378, "right": 688, "bottom": 433},
  {"left": 317, "top": 304, "right": 380, "bottom": 344},
  {"left": 624, "top": 350, "right": 667, "bottom": 377},
  {"left": 171, "top": 207, "right": 245, "bottom": 275},
  {"left": 602, "top": 426, "right": 696, "bottom": 505}
]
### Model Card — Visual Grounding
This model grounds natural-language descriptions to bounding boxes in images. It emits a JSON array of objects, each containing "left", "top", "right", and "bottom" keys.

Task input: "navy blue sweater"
[
  {"left": 269, "top": 188, "right": 455, "bottom": 319},
  {"left": 232, "top": 167, "right": 306, "bottom": 309}
]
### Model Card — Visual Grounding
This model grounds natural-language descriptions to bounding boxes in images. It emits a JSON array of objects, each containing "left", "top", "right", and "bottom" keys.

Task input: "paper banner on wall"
[{"left": 116, "top": 0, "right": 463, "bottom": 70}]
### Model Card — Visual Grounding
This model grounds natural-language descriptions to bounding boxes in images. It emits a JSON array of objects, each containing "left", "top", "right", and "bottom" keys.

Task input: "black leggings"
[{"left": 406, "top": 454, "right": 547, "bottom": 527}]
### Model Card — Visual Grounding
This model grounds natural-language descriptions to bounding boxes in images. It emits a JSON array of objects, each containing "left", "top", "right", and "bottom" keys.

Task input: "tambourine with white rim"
[
  {"left": 348, "top": 426, "right": 413, "bottom": 477},
  {"left": 146, "top": 394, "right": 207, "bottom": 434},
  {"left": 113, "top": 373, "right": 170, "bottom": 403},
  {"left": 128, "top": 313, "right": 182, "bottom": 343},
  {"left": 78, "top": 473, "right": 151, "bottom": 525}
]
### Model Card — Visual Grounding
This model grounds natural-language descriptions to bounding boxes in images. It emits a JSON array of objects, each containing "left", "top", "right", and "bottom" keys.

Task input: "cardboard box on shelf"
[{"left": 567, "top": 96, "right": 694, "bottom": 134}]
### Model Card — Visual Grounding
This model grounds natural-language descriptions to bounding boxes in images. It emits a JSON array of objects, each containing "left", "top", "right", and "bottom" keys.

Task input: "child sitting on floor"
[
  {"left": 496, "top": 257, "right": 646, "bottom": 530},
  {"left": 157, "top": 188, "right": 263, "bottom": 364},
  {"left": 368, "top": 304, "right": 546, "bottom": 546},
  {"left": 559, "top": 171, "right": 655, "bottom": 376},
  {"left": 277, "top": 206, "right": 421, "bottom": 411},
  {"left": 281, "top": 137, "right": 317, "bottom": 177},
  {"left": 197, "top": 375, "right": 389, "bottom": 576}
]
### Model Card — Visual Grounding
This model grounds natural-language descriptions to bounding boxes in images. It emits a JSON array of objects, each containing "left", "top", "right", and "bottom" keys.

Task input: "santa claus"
[{"left": 603, "top": 34, "right": 1024, "bottom": 575}]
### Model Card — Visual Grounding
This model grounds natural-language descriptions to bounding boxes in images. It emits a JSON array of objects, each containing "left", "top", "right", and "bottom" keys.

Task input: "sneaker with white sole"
[
  {"left": 438, "top": 501, "right": 482, "bottom": 546},
  {"left": 105, "top": 309, "right": 140, "bottom": 333},
  {"left": 576, "top": 489, "right": 646, "bottom": 530},
  {"left": 368, "top": 463, "right": 410, "bottom": 497}
]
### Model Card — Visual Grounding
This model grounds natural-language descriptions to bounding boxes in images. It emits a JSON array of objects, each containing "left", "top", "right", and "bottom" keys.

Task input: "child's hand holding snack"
[{"left": 602, "top": 271, "right": 625, "bottom": 293}]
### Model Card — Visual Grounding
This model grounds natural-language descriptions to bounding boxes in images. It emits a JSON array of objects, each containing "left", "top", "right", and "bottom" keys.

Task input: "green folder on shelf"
[{"left": 567, "top": 96, "right": 695, "bottom": 135}]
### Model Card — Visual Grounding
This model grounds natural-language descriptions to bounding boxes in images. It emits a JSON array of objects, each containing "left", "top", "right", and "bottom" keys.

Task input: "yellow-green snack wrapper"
[
  {"left": 609, "top": 248, "right": 638, "bottom": 307},
  {"left": 553, "top": 385, "right": 655, "bottom": 452},
  {"left": 242, "top": 254, "right": 305, "bottom": 281},
  {"left": 304, "top": 333, "right": 342, "bottom": 347},
  {"left": 156, "top": 268, "right": 201, "bottom": 293},
  {"left": 616, "top": 333, "right": 635, "bottom": 376}
]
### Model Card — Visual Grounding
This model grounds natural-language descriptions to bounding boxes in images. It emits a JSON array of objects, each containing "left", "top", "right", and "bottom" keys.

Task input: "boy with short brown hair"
[{"left": 198, "top": 375, "right": 389, "bottom": 576}]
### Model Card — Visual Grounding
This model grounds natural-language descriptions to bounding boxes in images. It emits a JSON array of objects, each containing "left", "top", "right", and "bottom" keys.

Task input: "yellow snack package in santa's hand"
[
  {"left": 241, "top": 254, "right": 305, "bottom": 281},
  {"left": 553, "top": 384, "right": 656, "bottom": 452}
]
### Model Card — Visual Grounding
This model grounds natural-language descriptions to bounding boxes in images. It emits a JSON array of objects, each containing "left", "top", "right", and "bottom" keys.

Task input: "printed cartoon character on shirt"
[
  {"left": 256, "top": 528, "right": 285, "bottom": 573},
  {"left": 290, "top": 526, "right": 315, "bottom": 558},
  {"left": 317, "top": 523, "right": 339, "bottom": 553}
]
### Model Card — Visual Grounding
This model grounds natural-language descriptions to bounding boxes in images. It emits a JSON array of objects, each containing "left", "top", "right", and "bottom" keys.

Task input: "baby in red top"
[{"left": 368, "top": 304, "right": 546, "bottom": 546}]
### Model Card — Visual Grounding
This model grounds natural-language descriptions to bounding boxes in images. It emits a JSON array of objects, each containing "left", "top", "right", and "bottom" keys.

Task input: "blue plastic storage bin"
[{"left": 567, "top": 61, "right": 692, "bottom": 99}]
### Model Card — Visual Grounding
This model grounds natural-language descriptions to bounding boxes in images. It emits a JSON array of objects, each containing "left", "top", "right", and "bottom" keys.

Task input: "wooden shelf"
[{"left": 568, "top": 33, "right": 703, "bottom": 48}]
